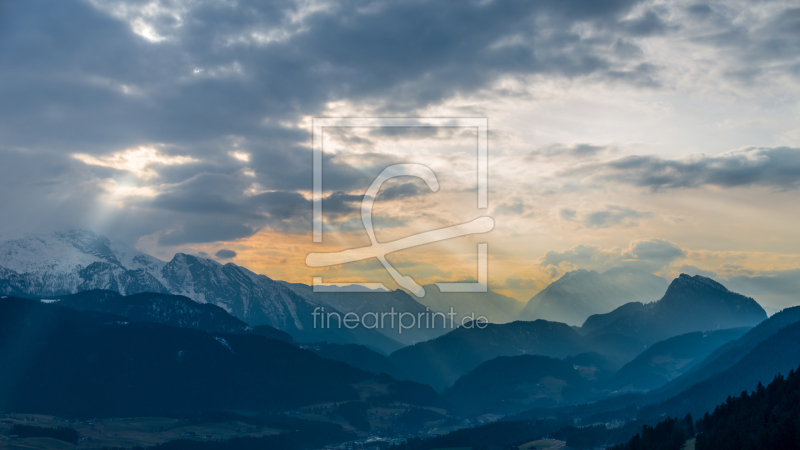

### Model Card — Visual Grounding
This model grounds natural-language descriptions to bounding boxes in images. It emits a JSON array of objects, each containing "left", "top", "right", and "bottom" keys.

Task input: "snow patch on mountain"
[{"left": 0, "top": 230, "right": 307, "bottom": 332}]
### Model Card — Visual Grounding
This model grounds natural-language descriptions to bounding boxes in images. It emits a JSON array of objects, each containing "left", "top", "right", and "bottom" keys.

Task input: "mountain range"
[
  {"left": 0, "top": 230, "right": 409, "bottom": 353},
  {"left": 413, "top": 283, "right": 525, "bottom": 324},
  {"left": 0, "top": 231, "right": 721, "bottom": 356},
  {"left": 391, "top": 274, "right": 766, "bottom": 391},
  {"left": 390, "top": 319, "right": 585, "bottom": 391},
  {"left": 409, "top": 302, "right": 800, "bottom": 449},
  {"left": 302, "top": 342, "right": 406, "bottom": 380},
  {"left": 52, "top": 289, "right": 295, "bottom": 342},
  {"left": 520, "top": 267, "right": 669, "bottom": 326},
  {"left": 280, "top": 282, "right": 449, "bottom": 346},
  {"left": 602, "top": 327, "right": 750, "bottom": 393},
  {"left": 440, "top": 327, "right": 751, "bottom": 417},
  {"left": 444, "top": 354, "right": 593, "bottom": 415},
  {"left": 510, "top": 304, "right": 800, "bottom": 427},
  {"left": 39, "top": 275, "right": 765, "bottom": 418},
  {"left": 582, "top": 274, "right": 767, "bottom": 346},
  {"left": 0, "top": 296, "right": 444, "bottom": 417},
  {"left": 3, "top": 228, "right": 795, "bottom": 445},
  {"left": 2, "top": 238, "right": 799, "bottom": 450},
  {"left": 644, "top": 304, "right": 800, "bottom": 405},
  {"left": 49, "top": 289, "right": 415, "bottom": 383},
  {"left": 637, "top": 318, "right": 800, "bottom": 421}
]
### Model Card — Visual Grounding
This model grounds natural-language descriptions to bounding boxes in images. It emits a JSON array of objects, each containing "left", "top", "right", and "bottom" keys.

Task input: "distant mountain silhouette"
[
  {"left": 251, "top": 324, "right": 298, "bottom": 343},
  {"left": 389, "top": 320, "right": 584, "bottom": 391},
  {"left": 304, "top": 342, "right": 405, "bottom": 379},
  {"left": 391, "top": 275, "right": 765, "bottom": 392},
  {"left": 638, "top": 319, "right": 800, "bottom": 420},
  {"left": 436, "top": 328, "right": 747, "bottom": 416},
  {"left": 53, "top": 289, "right": 295, "bottom": 343},
  {"left": 520, "top": 267, "right": 668, "bottom": 326},
  {"left": 583, "top": 274, "right": 766, "bottom": 346},
  {"left": 508, "top": 304, "right": 800, "bottom": 428},
  {"left": 614, "top": 360, "right": 800, "bottom": 450},
  {"left": 563, "top": 352, "right": 619, "bottom": 381},
  {"left": 603, "top": 327, "right": 749, "bottom": 393},
  {"left": 414, "top": 283, "right": 525, "bottom": 324},
  {"left": 280, "top": 282, "right": 447, "bottom": 346},
  {"left": 580, "top": 302, "right": 648, "bottom": 336},
  {"left": 581, "top": 330, "right": 649, "bottom": 369},
  {"left": 645, "top": 304, "right": 800, "bottom": 404},
  {"left": 0, "top": 297, "right": 441, "bottom": 417},
  {"left": 0, "top": 230, "right": 403, "bottom": 354},
  {"left": 444, "top": 355, "right": 592, "bottom": 415}
]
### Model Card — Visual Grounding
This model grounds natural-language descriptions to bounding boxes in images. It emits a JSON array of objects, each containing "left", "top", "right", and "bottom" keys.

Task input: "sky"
[{"left": 1, "top": 0, "right": 799, "bottom": 308}]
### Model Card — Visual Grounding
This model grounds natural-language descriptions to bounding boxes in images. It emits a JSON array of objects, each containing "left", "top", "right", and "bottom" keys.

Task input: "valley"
[{"left": 0, "top": 232, "right": 797, "bottom": 449}]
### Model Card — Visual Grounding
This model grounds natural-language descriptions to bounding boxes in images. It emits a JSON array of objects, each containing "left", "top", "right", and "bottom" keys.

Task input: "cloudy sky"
[{"left": 1, "top": 0, "right": 799, "bottom": 307}]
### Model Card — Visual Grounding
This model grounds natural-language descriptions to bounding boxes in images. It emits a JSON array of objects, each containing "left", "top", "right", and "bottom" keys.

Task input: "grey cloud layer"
[
  {"left": 214, "top": 249, "right": 237, "bottom": 259},
  {"left": 560, "top": 205, "right": 653, "bottom": 228},
  {"left": 0, "top": 0, "right": 667, "bottom": 244},
  {"left": 1, "top": 0, "right": 798, "bottom": 246},
  {"left": 541, "top": 238, "right": 686, "bottom": 273},
  {"left": 685, "top": 4, "right": 800, "bottom": 85},
  {"left": 0, "top": 0, "right": 654, "bottom": 151},
  {"left": 575, "top": 147, "right": 800, "bottom": 191}
]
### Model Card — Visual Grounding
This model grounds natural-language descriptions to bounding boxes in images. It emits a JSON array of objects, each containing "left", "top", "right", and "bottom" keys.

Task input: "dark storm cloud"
[
  {"left": 148, "top": 187, "right": 362, "bottom": 244},
  {"left": 147, "top": 173, "right": 355, "bottom": 221},
  {"left": 682, "top": 4, "right": 800, "bottom": 84},
  {"left": 149, "top": 173, "right": 257, "bottom": 216},
  {"left": 248, "top": 191, "right": 310, "bottom": 221},
  {"left": 321, "top": 192, "right": 363, "bottom": 217},
  {"left": 3, "top": 0, "right": 794, "bottom": 245},
  {"left": 621, "top": 9, "right": 672, "bottom": 37},
  {"left": 686, "top": 4, "right": 713, "bottom": 18},
  {"left": 576, "top": 147, "right": 800, "bottom": 191},
  {"left": 0, "top": 0, "right": 654, "bottom": 154},
  {"left": 0, "top": 0, "right": 662, "bottom": 244},
  {"left": 158, "top": 221, "right": 256, "bottom": 246},
  {"left": 215, "top": 249, "right": 237, "bottom": 259}
]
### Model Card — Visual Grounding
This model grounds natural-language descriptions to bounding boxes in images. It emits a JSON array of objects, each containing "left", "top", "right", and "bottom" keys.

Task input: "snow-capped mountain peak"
[
  {"left": 0, "top": 230, "right": 414, "bottom": 354},
  {"left": 0, "top": 230, "right": 309, "bottom": 332},
  {"left": 0, "top": 229, "right": 113, "bottom": 275}
]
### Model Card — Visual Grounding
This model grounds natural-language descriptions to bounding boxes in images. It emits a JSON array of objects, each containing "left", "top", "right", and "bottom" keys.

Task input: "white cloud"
[
  {"left": 73, "top": 146, "right": 197, "bottom": 179},
  {"left": 230, "top": 151, "right": 250, "bottom": 162}
]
